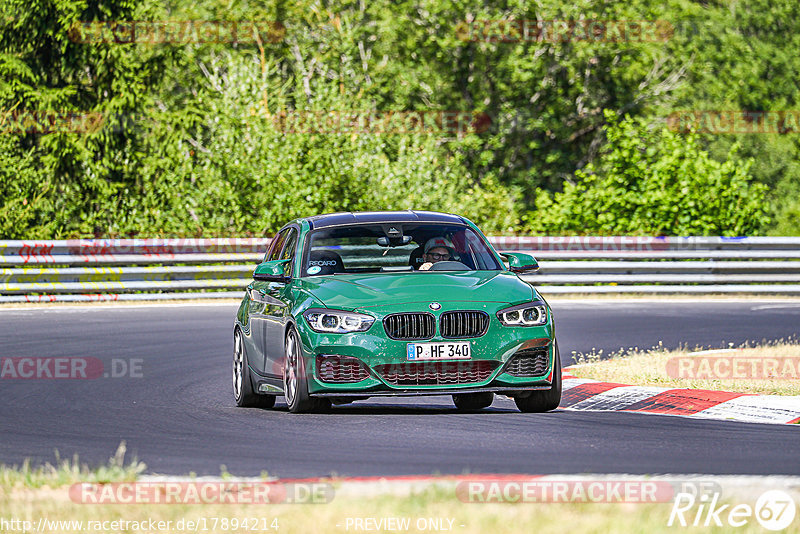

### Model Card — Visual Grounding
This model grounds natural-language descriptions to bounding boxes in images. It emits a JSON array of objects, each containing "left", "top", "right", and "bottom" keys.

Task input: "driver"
[{"left": 419, "top": 237, "right": 456, "bottom": 271}]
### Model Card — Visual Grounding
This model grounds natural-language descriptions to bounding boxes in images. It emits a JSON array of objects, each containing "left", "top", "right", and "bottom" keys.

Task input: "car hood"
[{"left": 297, "top": 271, "right": 536, "bottom": 311}]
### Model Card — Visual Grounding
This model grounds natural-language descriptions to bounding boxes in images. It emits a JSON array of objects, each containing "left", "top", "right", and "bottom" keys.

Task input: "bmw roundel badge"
[{"left": 429, "top": 302, "right": 441, "bottom": 310}]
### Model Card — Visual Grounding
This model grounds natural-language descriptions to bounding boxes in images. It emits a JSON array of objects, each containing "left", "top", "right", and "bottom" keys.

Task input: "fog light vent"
[
  {"left": 505, "top": 348, "right": 549, "bottom": 377},
  {"left": 316, "top": 355, "right": 370, "bottom": 383}
]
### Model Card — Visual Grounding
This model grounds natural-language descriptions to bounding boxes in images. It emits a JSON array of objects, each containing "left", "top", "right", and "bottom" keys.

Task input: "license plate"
[{"left": 406, "top": 341, "right": 471, "bottom": 361}]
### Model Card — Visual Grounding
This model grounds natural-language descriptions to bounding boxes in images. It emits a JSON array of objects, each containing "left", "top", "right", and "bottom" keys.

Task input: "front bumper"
[
  {"left": 311, "top": 385, "right": 554, "bottom": 397},
  {"left": 296, "top": 303, "right": 556, "bottom": 396}
]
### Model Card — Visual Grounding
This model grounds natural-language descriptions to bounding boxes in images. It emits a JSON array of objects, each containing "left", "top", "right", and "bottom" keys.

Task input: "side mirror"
[
  {"left": 501, "top": 252, "right": 539, "bottom": 273},
  {"left": 253, "top": 259, "right": 291, "bottom": 282}
]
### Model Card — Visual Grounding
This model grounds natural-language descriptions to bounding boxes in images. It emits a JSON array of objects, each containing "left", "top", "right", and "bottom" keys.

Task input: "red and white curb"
[{"left": 560, "top": 371, "right": 800, "bottom": 425}]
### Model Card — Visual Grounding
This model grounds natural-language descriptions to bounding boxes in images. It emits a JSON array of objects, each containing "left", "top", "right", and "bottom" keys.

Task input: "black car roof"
[{"left": 305, "top": 211, "right": 466, "bottom": 229}]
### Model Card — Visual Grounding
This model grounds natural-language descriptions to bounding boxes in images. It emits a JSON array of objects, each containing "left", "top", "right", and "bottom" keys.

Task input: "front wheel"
[
  {"left": 452, "top": 392, "right": 494, "bottom": 411},
  {"left": 514, "top": 342, "right": 562, "bottom": 413},
  {"left": 283, "top": 327, "right": 330, "bottom": 413}
]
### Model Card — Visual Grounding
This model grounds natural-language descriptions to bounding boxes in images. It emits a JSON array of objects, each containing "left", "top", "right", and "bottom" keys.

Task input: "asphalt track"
[{"left": 1, "top": 299, "right": 799, "bottom": 477}]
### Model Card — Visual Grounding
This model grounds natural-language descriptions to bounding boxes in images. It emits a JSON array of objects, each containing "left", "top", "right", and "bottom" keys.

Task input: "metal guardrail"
[{"left": 2, "top": 237, "right": 800, "bottom": 302}]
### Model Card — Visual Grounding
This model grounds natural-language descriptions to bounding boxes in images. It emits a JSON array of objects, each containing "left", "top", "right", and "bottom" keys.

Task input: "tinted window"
[
  {"left": 279, "top": 228, "right": 298, "bottom": 275},
  {"left": 280, "top": 229, "right": 298, "bottom": 261},
  {"left": 266, "top": 229, "right": 289, "bottom": 261}
]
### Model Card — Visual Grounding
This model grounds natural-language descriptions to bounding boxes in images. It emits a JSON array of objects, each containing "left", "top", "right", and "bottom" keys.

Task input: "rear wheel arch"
[{"left": 233, "top": 326, "right": 276, "bottom": 408}]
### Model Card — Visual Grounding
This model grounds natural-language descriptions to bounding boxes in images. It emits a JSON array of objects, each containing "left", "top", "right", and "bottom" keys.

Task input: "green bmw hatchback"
[{"left": 233, "top": 211, "right": 561, "bottom": 413}]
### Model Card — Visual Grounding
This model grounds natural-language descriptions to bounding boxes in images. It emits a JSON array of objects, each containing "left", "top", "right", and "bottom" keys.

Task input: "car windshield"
[{"left": 302, "top": 223, "right": 502, "bottom": 276}]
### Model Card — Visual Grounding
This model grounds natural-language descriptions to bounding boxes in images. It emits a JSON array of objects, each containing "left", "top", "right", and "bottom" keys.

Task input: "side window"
[
  {"left": 279, "top": 229, "right": 298, "bottom": 261},
  {"left": 266, "top": 230, "right": 288, "bottom": 262},
  {"left": 279, "top": 229, "right": 298, "bottom": 274}
]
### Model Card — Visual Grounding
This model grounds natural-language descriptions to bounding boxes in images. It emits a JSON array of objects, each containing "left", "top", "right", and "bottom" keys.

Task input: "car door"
[
  {"left": 262, "top": 227, "right": 298, "bottom": 379},
  {"left": 247, "top": 228, "right": 289, "bottom": 375}
]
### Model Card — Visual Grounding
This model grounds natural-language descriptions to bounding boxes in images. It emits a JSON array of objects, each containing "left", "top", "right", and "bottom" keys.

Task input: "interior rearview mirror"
[{"left": 377, "top": 235, "right": 412, "bottom": 247}]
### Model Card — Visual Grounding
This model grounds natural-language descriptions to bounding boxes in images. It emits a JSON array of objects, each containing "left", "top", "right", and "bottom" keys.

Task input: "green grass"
[
  {"left": 0, "top": 442, "right": 145, "bottom": 490},
  {"left": 1, "top": 447, "right": 795, "bottom": 533},
  {"left": 569, "top": 340, "right": 800, "bottom": 396},
  {"left": 0, "top": 477, "right": 783, "bottom": 534}
]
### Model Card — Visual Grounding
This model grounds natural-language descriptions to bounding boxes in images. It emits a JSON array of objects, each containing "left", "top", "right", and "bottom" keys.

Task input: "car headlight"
[
  {"left": 303, "top": 309, "right": 375, "bottom": 333},
  {"left": 497, "top": 302, "right": 548, "bottom": 327}
]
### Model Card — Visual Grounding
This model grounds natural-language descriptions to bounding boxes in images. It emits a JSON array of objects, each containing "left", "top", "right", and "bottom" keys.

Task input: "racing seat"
[
  {"left": 308, "top": 250, "right": 345, "bottom": 275},
  {"left": 408, "top": 247, "right": 425, "bottom": 269}
]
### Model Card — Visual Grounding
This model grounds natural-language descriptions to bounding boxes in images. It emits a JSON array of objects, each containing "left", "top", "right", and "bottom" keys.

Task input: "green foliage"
[
  {"left": 655, "top": 0, "right": 800, "bottom": 234},
  {"left": 767, "top": 179, "right": 800, "bottom": 236},
  {"left": 0, "top": 0, "right": 797, "bottom": 237},
  {"left": 103, "top": 49, "right": 522, "bottom": 236},
  {"left": 527, "top": 112, "right": 770, "bottom": 235},
  {"left": 0, "top": 137, "right": 55, "bottom": 238}
]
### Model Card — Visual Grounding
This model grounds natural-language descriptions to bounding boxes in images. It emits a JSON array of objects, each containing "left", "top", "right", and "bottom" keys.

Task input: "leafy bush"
[{"left": 527, "top": 112, "right": 770, "bottom": 236}]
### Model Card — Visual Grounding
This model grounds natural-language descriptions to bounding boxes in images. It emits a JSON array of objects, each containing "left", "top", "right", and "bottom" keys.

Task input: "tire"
[
  {"left": 514, "top": 341, "right": 562, "bottom": 413},
  {"left": 283, "top": 327, "right": 330, "bottom": 413},
  {"left": 452, "top": 392, "right": 494, "bottom": 411},
  {"left": 233, "top": 329, "right": 276, "bottom": 408}
]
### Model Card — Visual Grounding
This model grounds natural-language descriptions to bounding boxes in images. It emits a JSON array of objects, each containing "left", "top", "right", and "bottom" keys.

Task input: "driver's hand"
[{"left": 419, "top": 262, "right": 433, "bottom": 271}]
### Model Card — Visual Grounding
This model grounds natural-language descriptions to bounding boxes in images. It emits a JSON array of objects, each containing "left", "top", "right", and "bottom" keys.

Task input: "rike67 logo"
[{"left": 669, "top": 489, "right": 796, "bottom": 531}]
